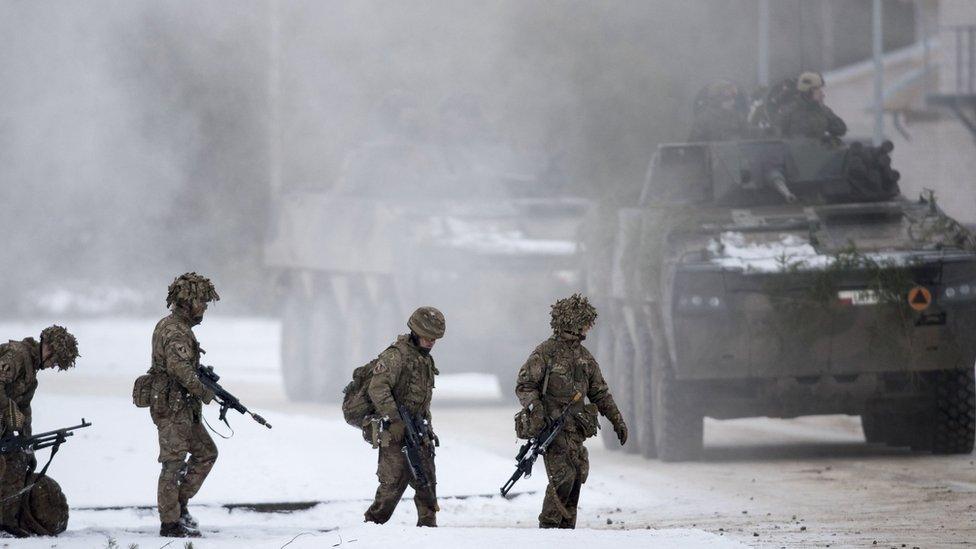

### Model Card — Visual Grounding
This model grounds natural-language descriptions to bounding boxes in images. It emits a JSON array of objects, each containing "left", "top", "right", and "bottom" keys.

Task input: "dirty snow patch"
[{"left": 707, "top": 232, "right": 830, "bottom": 272}]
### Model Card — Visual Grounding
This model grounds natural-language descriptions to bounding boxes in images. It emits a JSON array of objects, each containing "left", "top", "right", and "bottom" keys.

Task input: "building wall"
[{"left": 825, "top": 1, "right": 976, "bottom": 223}]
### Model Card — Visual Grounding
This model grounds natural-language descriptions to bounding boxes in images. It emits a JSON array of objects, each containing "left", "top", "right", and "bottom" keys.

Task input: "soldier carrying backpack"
[{"left": 341, "top": 306, "right": 445, "bottom": 527}]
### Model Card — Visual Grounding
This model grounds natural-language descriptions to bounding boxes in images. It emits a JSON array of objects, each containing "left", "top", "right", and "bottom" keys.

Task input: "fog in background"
[{"left": 0, "top": 1, "right": 916, "bottom": 318}]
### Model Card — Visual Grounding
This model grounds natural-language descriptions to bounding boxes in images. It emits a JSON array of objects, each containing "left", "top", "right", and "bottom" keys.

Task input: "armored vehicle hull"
[
  {"left": 590, "top": 138, "right": 976, "bottom": 461},
  {"left": 266, "top": 141, "right": 586, "bottom": 402}
]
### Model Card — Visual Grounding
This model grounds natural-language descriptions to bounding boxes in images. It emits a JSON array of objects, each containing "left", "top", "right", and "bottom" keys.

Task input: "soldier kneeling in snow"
[{"left": 0, "top": 325, "right": 79, "bottom": 536}]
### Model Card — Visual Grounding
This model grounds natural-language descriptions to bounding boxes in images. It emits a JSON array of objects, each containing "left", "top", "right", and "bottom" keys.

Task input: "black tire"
[
  {"left": 634, "top": 308, "right": 658, "bottom": 459},
  {"left": 653, "top": 372, "right": 703, "bottom": 462},
  {"left": 306, "top": 287, "right": 343, "bottom": 401},
  {"left": 280, "top": 286, "right": 314, "bottom": 401},
  {"left": 860, "top": 412, "right": 887, "bottom": 444},
  {"left": 592, "top": 314, "right": 621, "bottom": 450},
  {"left": 931, "top": 368, "right": 976, "bottom": 454},
  {"left": 614, "top": 317, "right": 642, "bottom": 454}
]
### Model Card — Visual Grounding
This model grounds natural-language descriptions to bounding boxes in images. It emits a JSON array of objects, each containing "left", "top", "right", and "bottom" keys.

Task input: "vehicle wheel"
[
  {"left": 633, "top": 310, "right": 658, "bottom": 459},
  {"left": 653, "top": 371, "right": 703, "bottom": 462},
  {"left": 614, "top": 318, "right": 642, "bottom": 455},
  {"left": 338, "top": 280, "right": 375, "bottom": 397},
  {"left": 592, "top": 314, "right": 621, "bottom": 451},
  {"left": 306, "top": 285, "right": 344, "bottom": 401},
  {"left": 860, "top": 412, "right": 887, "bottom": 444},
  {"left": 931, "top": 368, "right": 976, "bottom": 454},
  {"left": 280, "top": 286, "right": 314, "bottom": 401}
]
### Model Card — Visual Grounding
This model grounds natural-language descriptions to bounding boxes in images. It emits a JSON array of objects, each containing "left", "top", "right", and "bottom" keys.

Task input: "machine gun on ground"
[
  {"left": 500, "top": 392, "right": 581, "bottom": 497},
  {"left": 197, "top": 365, "right": 272, "bottom": 430}
]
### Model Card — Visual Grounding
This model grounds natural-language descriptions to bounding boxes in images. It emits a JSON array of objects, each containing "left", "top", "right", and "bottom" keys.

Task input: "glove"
[
  {"left": 527, "top": 404, "right": 547, "bottom": 435},
  {"left": 611, "top": 415, "right": 628, "bottom": 446}
]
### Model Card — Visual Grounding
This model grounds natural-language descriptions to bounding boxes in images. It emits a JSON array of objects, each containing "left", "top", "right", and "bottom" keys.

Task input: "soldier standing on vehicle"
[
  {"left": 516, "top": 294, "right": 628, "bottom": 529},
  {"left": 688, "top": 80, "right": 751, "bottom": 142},
  {"left": 0, "top": 325, "right": 78, "bottom": 533},
  {"left": 778, "top": 71, "right": 847, "bottom": 142},
  {"left": 142, "top": 272, "right": 220, "bottom": 538},
  {"left": 363, "top": 307, "right": 444, "bottom": 527}
]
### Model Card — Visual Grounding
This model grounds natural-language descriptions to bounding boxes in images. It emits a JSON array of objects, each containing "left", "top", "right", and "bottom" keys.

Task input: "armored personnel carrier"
[
  {"left": 265, "top": 138, "right": 586, "bottom": 401},
  {"left": 588, "top": 137, "right": 976, "bottom": 461}
]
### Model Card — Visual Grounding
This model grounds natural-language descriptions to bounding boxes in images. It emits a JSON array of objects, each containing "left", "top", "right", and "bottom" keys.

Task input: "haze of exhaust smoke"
[{"left": 0, "top": 1, "right": 812, "bottom": 321}]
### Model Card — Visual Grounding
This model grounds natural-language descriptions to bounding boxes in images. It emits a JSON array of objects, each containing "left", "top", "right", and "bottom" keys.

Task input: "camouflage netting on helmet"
[
  {"left": 40, "top": 325, "right": 78, "bottom": 370},
  {"left": 166, "top": 272, "right": 220, "bottom": 309},
  {"left": 550, "top": 294, "right": 598, "bottom": 334},
  {"left": 407, "top": 306, "right": 446, "bottom": 339}
]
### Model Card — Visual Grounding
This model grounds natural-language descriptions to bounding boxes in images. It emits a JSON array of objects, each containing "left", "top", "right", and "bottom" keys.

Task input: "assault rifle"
[
  {"left": 500, "top": 392, "right": 581, "bottom": 498},
  {"left": 0, "top": 419, "right": 92, "bottom": 454},
  {"left": 197, "top": 365, "right": 272, "bottom": 429},
  {"left": 397, "top": 404, "right": 434, "bottom": 488}
]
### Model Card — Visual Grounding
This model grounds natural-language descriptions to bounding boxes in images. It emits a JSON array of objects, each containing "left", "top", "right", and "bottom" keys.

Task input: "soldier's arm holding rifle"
[
  {"left": 164, "top": 335, "right": 213, "bottom": 403},
  {"left": 515, "top": 352, "right": 547, "bottom": 433},
  {"left": 367, "top": 350, "right": 406, "bottom": 440}
]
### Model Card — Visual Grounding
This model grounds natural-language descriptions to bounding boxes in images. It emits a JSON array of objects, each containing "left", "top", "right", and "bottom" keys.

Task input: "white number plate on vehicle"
[{"left": 837, "top": 289, "right": 880, "bottom": 306}]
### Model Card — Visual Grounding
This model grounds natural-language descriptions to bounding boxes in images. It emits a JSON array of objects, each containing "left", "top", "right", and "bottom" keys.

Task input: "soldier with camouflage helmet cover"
[
  {"left": 778, "top": 71, "right": 847, "bottom": 142},
  {"left": 143, "top": 272, "right": 220, "bottom": 538},
  {"left": 0, "top": 324, "right": 78, "bottom": 534},
  {"left": 363, "top": 306, "right": 445, "bottom": 527},
  {"left": 515, "top": 294, "right": 627, "bottom": 529}
]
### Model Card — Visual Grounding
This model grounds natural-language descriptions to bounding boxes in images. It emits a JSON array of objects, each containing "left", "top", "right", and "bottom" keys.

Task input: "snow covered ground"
[
  {"left": 0, "top": 316, "right": 741, "bottom": 547},
  {"left": 21, "top": 393, "right": 742, "bottom": 548},
  {"left": 5, "top": 316, "right": 974, "bottom": 548}
]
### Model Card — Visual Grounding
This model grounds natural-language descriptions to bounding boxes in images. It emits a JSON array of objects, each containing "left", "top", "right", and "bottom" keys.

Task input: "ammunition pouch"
[
  {"left": 131, "top": 374, "right": 152, "bottom": 408},
  {"left": 573, "top": 403, "right": 600, "bottom": 439}
]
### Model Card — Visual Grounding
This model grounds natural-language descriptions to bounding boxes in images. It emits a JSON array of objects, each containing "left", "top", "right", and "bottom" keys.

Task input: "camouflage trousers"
[
  {"left": 0, "top": 451, "right": 31, "bottom": 529},
  {"left": 153, "top": 416, "right": 218, "bottom": 524},
  {"left": 540, "top": 435, "right": 589, "bottom": 529},
  {"left": 364, "top": 443, "right": 438, "bottom": 526}
]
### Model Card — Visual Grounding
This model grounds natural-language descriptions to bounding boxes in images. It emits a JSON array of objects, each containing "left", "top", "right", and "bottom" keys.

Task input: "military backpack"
[
  {"left": 341, "top": 359, "right": 380, "bottom": 428},
  {"left": 341, "top": 342, "right": 398, "bottom": 428}
]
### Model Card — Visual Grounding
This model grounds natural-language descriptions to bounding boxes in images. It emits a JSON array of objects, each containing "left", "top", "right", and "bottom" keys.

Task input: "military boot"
[
  {"left": 160, "top": 522, "right": 202, "bottom": 538},
  {"left": 179, "top": 503, "right": 199, "bottom": 531}
]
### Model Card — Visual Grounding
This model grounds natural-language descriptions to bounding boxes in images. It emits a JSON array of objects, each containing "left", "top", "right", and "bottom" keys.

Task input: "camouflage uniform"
[
  {"left": 148, "top": 309, "right": 216, "bottom": 525},
  {"left": 516, "top": 294, "right": 627, "bottom": 529},
  {"left": 145, "top": 273, "right": 219, "bottom": 533},
  {"left": 0, "top": 326, "right": 77, "bottom": 535},
  {"left": 363, "top": 307, "right": 444, "bottom": 527},
  {"left": 0, "top": 338, "right": 39, "bottom": 529},
  {"left": 778, "top": 96, "right": 847, "bottom": 140},
  {"left": 0, "top": 338, "right": 40, "bottom": 437}
]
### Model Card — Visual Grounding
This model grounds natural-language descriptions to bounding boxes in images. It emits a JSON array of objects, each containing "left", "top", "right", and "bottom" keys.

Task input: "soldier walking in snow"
[
  {"left": 360, "top": 307, "right": 445, "bottom": 527},
  {"left": 137, "top": 272, "right": 221, "bottom": 538},
  {"left": 515, "top": 294, "right": 627, "bottom": 529}
]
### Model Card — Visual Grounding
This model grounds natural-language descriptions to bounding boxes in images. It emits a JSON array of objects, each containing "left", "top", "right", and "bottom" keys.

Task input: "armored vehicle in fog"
[
  {"left": 588, "top": 137, "right": 976, "bottom": 461},
  {"left": 265, "top": 138, "right": 586, "bottom": 401}
]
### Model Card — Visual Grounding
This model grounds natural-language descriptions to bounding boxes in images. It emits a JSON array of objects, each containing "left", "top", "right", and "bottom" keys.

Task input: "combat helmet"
[
  {"left": 550, "top": 293, "right": 598, "bottom": 335},
  {"left": 407, "top": 306, "right": 446, "bottom": 340},
  {"left": 166, "top": 272, "right": 220, "bottom": 309},
  {"left": 797, "top": 71, "right": 825, "bottom": 93},
  {"left": 39, "top": 325, "right": 78, "bottom": 370}
]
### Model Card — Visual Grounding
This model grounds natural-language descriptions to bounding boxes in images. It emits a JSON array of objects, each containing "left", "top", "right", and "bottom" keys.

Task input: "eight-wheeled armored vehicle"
[
  {"left": 588, "top": 137, "right": 976, "bottom": 461},
  {"left": 266, "top": 139, "right": 586, "bottom": 401}
]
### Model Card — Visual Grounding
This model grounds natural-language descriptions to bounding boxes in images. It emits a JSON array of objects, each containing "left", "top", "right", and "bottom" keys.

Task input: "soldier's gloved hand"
[
  {"left": 611, "top": 415, "right": 628, "bottom": 446},
  {"left": 527, "top": 405, "right": 547, "bottom": 435}
]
